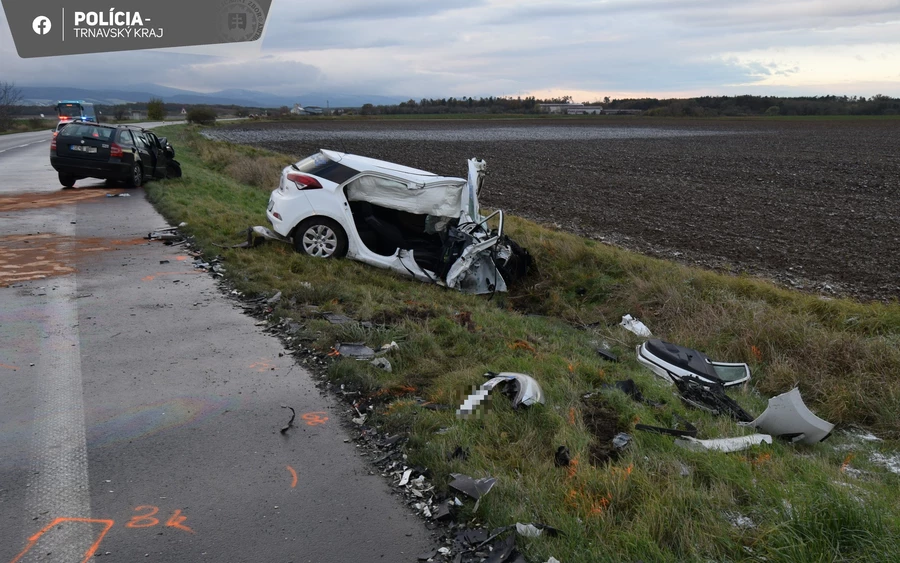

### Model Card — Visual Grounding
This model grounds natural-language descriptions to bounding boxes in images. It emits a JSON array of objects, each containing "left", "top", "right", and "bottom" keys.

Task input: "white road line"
[{"left": 22, "top": 212, "right": 92, "bottom": 561}]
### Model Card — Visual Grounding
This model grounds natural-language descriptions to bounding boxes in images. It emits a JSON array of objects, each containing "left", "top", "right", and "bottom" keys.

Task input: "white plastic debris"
[
  {"left": 398, "top": 469, "right": 413, "bottom": 487},
  {"left": 675, "top": 434, "right": 773, "bottom": 453},
  {"left": 545, "top": 558, "right": 561, "bottom": 563},
  {"left": 515, "top": 523, "right": 544, "bottom": 538},
  {"left": 456, "top": 373, "right": 544, "bottom": 418},
  {"left": 740, "top": 388, "right": 834, "bottom": 444},
  {"left": 620, "top": 314, "right": 652, "bottom": 337},
  {"left": 370, "top": 357, "right": 392, "bottom": 372}
]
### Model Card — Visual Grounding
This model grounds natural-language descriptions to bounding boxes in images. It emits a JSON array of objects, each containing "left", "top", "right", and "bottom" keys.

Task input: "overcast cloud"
[{"left": 2, "top": 0, "right": 899, "bottom": 100}]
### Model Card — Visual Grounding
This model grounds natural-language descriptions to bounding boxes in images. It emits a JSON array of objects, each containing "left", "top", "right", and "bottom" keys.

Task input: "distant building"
[
  {"left": 131, "top": 110, "right": 145, "bottom": 120},
  {"left": 538, "top": 103, "right": 603, "bottom": 115}
]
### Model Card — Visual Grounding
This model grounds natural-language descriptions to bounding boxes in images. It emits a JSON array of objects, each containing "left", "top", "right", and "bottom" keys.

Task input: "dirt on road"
[{"left": 206, "top": 118, "right": 900, "bottom": 302}]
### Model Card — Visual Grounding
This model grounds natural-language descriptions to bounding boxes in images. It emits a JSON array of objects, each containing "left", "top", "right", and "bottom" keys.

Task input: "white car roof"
[{"left": 321, "top": 149, "right": 464, "bottom": 186}]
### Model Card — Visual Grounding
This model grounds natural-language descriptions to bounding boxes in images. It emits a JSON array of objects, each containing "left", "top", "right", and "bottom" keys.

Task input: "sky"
[{"left": 2, "top": 0, "right": 900, "bottom": 101}]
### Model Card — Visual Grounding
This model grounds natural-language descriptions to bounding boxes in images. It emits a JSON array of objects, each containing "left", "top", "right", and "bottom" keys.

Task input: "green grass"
[{"left": 147, "top": 125, "right": 900, "bottom": 562}]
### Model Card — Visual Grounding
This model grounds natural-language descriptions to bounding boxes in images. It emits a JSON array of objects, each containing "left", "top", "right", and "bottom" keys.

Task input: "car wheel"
[
  {"left": 293, "top": 218, "right": 348, "bottom": 259},
  {"left": 125, "top": 162, "right": 142, "bottom": 188},
  {"left": 58, "top": 173, "right": 76, "bottom": 188}
]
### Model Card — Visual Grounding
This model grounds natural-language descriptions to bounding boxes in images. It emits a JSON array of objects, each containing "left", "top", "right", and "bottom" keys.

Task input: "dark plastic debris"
[
  {"left": 322, "top": 312, "right": 353, "bottom": 325},
  {"left": 554, "top": 445, "right": 571, "bottom": 467},
  {"left": 449, "top": 473, "right": 497, "bottom": 500},
  {"left": 635, "top": 417, "right": 698, "bottom": 438},
  {"left": 334, "top": 342, "right": 376, "bottom": 360},
  {"left": 448, "top": 446, "right": 469, "bottom": 461},
  {"left": 674, "top": 377, "right": 754, "bottom": 422},
  {"left": 280, "top": 406, "right": 295, "bottom": 434},
  {"left": 596, "top": 348, "right": 619, "bottom": 362},
  {"left": 484, "top": 535, "right": 517, "bottom": 563}
]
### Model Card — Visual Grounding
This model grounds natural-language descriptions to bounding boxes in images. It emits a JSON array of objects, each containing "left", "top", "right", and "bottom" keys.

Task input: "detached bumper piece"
[{"left": 740, "top": 388, "right": 834, "bottom": 444}]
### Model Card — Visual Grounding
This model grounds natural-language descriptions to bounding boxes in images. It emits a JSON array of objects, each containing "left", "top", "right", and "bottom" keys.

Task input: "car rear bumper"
[{"left": 50, "top": 156, "right": 131, "bottom": 179}]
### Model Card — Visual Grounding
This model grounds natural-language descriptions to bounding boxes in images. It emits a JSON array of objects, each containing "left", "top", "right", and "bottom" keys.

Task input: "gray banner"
[{"left": 2, "top": 0, "right": 272, "bottom": 58}]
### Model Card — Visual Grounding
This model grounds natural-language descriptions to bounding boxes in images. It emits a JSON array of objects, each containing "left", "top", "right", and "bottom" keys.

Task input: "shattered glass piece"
[
  {"left": 740, "top": 388, "right": 834, "bottom": 444},
  {"left": 449, "top": 473, "right": 497, "bottom": 500},
  {"left": 675, "top": 434, "right": 772, "bottom": 453}
]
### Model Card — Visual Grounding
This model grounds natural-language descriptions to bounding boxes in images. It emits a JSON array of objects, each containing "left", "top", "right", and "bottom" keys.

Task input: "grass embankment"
[{"left": 147, "top": 125, "right": 900, "bottom": 563}]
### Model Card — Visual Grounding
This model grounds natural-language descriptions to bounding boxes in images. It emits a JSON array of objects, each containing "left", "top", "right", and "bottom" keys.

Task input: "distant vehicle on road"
[
  {"left": 50, "top": 121, "right": 179, "bottom": 188},
  {"left": 56, "top": 100, "right": 97, "bottom": 124}
]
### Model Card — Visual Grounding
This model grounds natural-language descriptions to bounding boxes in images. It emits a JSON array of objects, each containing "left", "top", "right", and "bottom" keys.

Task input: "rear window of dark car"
[{"left": 61, "top": 124, "right": 114, "bottom": 142}]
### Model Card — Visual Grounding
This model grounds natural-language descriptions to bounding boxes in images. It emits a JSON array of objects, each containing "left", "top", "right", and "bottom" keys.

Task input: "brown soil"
[
  {"left": 215, "top": 118, "right": 900, "bottom": 302},
  {"left": 582, "top": 394, "right": 627, "bottom": 466}
]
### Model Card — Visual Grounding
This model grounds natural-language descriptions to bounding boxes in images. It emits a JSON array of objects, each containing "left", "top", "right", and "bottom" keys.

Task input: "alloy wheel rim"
[{"left": 302, "top": 225, "right": 337, "bottom": 257}]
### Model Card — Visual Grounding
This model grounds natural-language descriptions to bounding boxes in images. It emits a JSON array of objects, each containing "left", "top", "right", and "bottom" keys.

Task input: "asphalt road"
[{"left": 0, "top": 127, "right": 431, "bottom": 562}]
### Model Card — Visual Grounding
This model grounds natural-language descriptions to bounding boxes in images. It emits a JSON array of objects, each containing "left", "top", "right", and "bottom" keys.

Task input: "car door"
[
  {"left": 144, "top": 132, "right": 168, "bottom": 178},
  {"left": 128, "top": 130, "right": 154, "bottom": 178},
  {"left": 116, "top": 129, "right": 141, "bottom": 170}
]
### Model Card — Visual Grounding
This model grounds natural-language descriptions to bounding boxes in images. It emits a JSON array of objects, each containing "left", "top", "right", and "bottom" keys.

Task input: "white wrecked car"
[{"left": 266, "top": 150, "right": 530, "bottom": 293}]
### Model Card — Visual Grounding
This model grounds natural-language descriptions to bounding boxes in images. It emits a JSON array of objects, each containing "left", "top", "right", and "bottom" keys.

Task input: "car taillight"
[
  {"left": 50, "top": 137, "right": 56, "bottom": 151},
  {"left": 110, "top": 143, "right": 123, "bottom": 158},
  {"left": 286, "top": 173, "right": 322, "bottom": 190}
]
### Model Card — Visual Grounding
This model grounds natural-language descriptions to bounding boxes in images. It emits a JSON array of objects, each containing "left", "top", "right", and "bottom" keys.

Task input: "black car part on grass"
[
  {"left": 449, "top": 473, "right": 497, "bottom": 500},
  {"left": 674, "top": 376, "right": 754, "bottom": 422},
  {"left": 636, "top": 414, "right": 699, "bottom": 438}
]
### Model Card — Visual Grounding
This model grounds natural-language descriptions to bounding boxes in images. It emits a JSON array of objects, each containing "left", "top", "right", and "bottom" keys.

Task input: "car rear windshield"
[
  {"left": 61, "top": 124, "right": 114, "bottom": 142},
  {"left": 294, "top": 153, "right": 359, "bottom": 184}
]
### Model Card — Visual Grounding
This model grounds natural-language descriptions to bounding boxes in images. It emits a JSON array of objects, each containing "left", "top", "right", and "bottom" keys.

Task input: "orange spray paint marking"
[
  {"left": 175, "top": 255, "right": 189, "bottom": 261},
  {"left": 751, "top": 345, "right": 763, "bottom": 361},
  {"left": 165, "top": 510, "right": 195, "bottom": 534},
  {"left": 0, "top": 363, "right": 18, "bottom": 370},
  {"left": 126, "top": 505, "right": 160, "bottom": 528},
  {"left": 249, "top": 360, "right": 275, "bottom": 372},
  {"left": 287, "top": 465, "right": 298, "bottom": 488},
  {"left": 301, "top": 412, "right": 328, "bottom": 426},
  {"left": 9, "top": 517, "right": 114, "bottom": 563},
  {"left": 567, "top": 407, "right": 576, "bottom": 426},
  {"left": 841, "top": 453, "right": 855, "bottom": 473}
]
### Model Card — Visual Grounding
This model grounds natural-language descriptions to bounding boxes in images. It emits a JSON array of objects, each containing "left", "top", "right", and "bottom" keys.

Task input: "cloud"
[{"left": 2, "top": 0, "right": 899, "bottom": 98}]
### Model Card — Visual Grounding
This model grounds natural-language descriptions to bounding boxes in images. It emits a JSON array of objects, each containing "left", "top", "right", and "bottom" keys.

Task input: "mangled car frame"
[{"left": 266, "top": 150, "right": 530, "bottom": 294}]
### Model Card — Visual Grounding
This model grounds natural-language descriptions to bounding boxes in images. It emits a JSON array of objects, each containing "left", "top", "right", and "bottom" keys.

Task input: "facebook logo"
[{"left": 32, "top": 15, "right": 51, "bottom": 35}]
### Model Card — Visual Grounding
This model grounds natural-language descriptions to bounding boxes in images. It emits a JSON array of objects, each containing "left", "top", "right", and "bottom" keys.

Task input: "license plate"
[{"left": 70, "top": 145, "right": 97, "bottom": 153}]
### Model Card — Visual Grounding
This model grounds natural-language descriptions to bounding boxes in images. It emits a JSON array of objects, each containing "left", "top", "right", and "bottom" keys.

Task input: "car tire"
[
  {"left": 125, "top": 162, "right": 142, "bottom": 188},
  {"left": 293, "top": 217, "right": 348, "bottom": 259},
  {"left": 58, "top": 173, "right": 76, "bottom": 188}
]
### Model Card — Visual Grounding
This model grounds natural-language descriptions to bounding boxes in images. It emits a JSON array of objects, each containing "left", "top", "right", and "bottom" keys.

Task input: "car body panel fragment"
[
  {"left": 637, "top": 339, "right": 751, "bottom": 387},
  {"left": 456, "top": 372, "right": 544, "bottom": 418},
  {"left": 740, "top": 388, "right": 834, "bottom": 444},
  {"left": 675, "top": 434, "right": 773, "bottom": 453}
]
